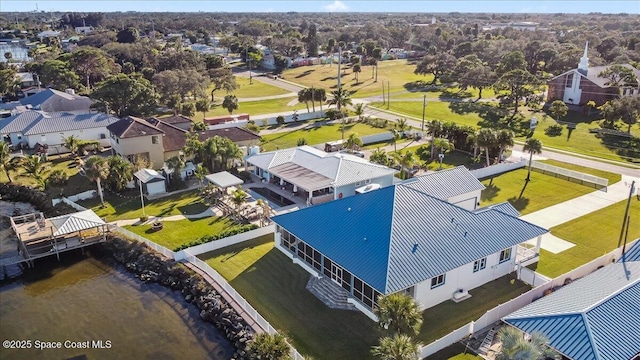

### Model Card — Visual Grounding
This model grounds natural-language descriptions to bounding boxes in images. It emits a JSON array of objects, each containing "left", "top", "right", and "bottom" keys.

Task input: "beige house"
[{"left": 106, "top": 116, "right": 165, "bottom": 169}]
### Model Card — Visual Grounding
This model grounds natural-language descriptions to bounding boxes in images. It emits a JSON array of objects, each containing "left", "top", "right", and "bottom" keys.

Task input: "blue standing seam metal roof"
[
  {"left": 504, "top": 262, "right": 640, "bottom": 360},
  {"left": 403, "top": 165, "right": 485, "bottom": 200},
  {"left": 273, "top": 182, "right": 548, "bottom": 294}
]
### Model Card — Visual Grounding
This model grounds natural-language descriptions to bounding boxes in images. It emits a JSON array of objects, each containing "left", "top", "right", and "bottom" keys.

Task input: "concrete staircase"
[{"left": 306, "top": 276, "right": 357, "bottom": 311}]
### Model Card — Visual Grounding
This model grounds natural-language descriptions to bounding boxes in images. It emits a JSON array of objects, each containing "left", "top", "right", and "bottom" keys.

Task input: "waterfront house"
[
  {"left": 246, "top": 145, "right": 397, "bottom": 205},
  {"left": 107, "top": 116, "right": 166, "bottom": 168},
  {"left": 272, "top": 183, "right": 547, "bottom": 319}
]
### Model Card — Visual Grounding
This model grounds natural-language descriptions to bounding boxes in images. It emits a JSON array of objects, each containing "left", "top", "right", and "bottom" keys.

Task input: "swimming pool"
[{"left": 248, "top": 187, "right": 296, "bottom": 209}]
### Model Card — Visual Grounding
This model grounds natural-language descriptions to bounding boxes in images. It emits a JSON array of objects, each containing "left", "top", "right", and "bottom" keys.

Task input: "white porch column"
[
  {"left": 280, "top": 178, "right": 284, "bottom": 186},
  {"left": 307, "top": 191, "right": 312, "bottom": 205},
  {"left": 535, "top": 235, "right": 542, "bottom": 254},
  {"left": 293, "top": 185, "right": 297, "bottom": 192}
]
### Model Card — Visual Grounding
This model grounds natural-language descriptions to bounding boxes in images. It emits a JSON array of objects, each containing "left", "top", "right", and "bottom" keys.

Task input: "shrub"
[
  {"left": 545, "top": 124, "right": 564, "bottom": 137},
  {"left": 236, "top": 171, "right": 252, "bottom": 183},
  {"left": 245, "top": 120, "right": 260, "bottom": 133},
  {"left": 276, "top": 115, "right": 285, "bottom": 126},
  {"left": 325, "top": 108, "right": 339, "bottom": 120},
  {"left": 47, "top": 169, "right": 69, "bottom": 187},
  {"left": 173, "top": 224, "right": 259, "bottom": 251},
  {"left": 296, "top": 138, "right": 308, "bottom": 146}
]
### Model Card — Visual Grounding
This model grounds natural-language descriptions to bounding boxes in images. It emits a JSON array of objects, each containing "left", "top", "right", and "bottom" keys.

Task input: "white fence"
[
  {"left": 530, "top": 160, "right": 608, "bottom": 188},
  {"left": 470, "top": 160, "right": 526, "bottom": 179},
  {"left": 252, "top": 109, "right": 329, "bottom": 126},
  {"left": 418, "top": 239, "right": 639, "bottom": 358},
  {"left": 52, "top": 197, "right": 89, "bottom": 211},
  {"left": 109, "top": 225, "right": 176, "bottom": 259},
  {"left": 175, "top": 225, "right": 274, "bottom": 259},
  {"left": 52, "top": 190, "right": 96, "bottom": 209},
  {"left": 184, "top": 252, "right": 305, "bottom": 360},
  {"left": 518, "top": 267, "right": 550, "bottom": 287}
]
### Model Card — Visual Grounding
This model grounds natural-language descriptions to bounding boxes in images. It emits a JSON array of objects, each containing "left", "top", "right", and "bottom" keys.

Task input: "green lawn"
[
  {"left": 425, "top": 343, "right": 482, "bottom": 359},
  {"left": 0, "top": 154, "right": 94, "bottom": 197},
  {"left": 78, "top": 190, "right": 209, "bottom": 221},
  {"left": 417, "top": 275, "right": 531, "bottom": 344},
  {"left": 397, "top": 146, "right": 479, "bottom": 171},
  {"left": 208, "top": 76, "right": 292, "bottom": 99},
  {"left": 193, "top": 97, "right": 309, "bottom": 122},
  {"left": 537, "top": 159, "right": 622, "bottom": 185},
  {"left": 200, "top": 235, "right": 380, "bottom": 359},
  {"left": 391, "top": 86, "right": 499, "bottom": 101},
  {"left": 283, "top": 59, "right": 432, "bottom": 98},
  {"left": 480, "top": 169, "right": 601, "bottom": 215},
  {"left": 533, "top": 199, "right": 640, "bottom": 278},
  {"left": 370, "top": 101, "right": 491, "bottom": 129},
  {"left": 261, "top": 122, "right": 391, "bottom": 151},
  {"left": 124, "top": 216, "right": 240, "bottom": 250}
]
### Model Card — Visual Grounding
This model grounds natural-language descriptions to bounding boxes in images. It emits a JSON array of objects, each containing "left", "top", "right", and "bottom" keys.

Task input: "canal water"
[{"left": 0, "top": 238, "right": 234, "bottom": 360}]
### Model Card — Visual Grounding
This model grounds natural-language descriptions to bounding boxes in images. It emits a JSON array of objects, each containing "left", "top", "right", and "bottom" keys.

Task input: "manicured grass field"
[
  {"left": 426, "top": 344, "right": 482, "bottom": 360},
  {"left": 370, "top": 100, "right": 490, "bottom": 129},
  {"left": 533, "top": 199, "right": 640, "bottom": 278},
  {"left": 282, "top": 59, "right": 432, "bottom": 98},
  {"left": 391, "top": 86, "right": 499, "bottom": 101},
  {"left": 417, "top": 275, "right": 531, "bottom": 344},
  {"left": 193, "top": 98, "right": 309, "bottom": 122},
  {"left": 124, "top": 216, "right": 239, "bottom": 250},
  {"left": 537, "top": 159, "right": 622, "bottom": 185},
  {"left": 0, "top": 154, "right": 95, "bottom": 197},
  {"left": 480, "top": 169, "right": 600, "bottom": 215},
  {"left": 229, "top": 76, "right": 293, "bottom": 99},
  {"left": 200, "top": 235, "right": 380, "bottom": 360},
  {"left": 78, "top": 190, "right": 209, "bottom": 221},
  {"left": 397, "top": 146, "right": 479, "bottom": 171},
  {"left": 260, "top": 122, "right": 391, "bottom": 151}
]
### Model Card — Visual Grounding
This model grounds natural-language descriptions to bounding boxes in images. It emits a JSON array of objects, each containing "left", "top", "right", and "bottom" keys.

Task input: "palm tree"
[
  {"left": 222, "top": 94, "right": 238, "bottom": 114},
  {"left": 105, "top": 155, "right": 133, "bottom": 192},
  {"left": 353, "top": 63, "right": 362, "bottom": 83},
  {"left": 194, "top": 163, "right": 207, "bottom": 190},
  {"left": 62, "top": 134, "right": 81, "bottom": 156},
  {"left": 426, "top": 120, "right": 442, "bottom": 160},
  {"left": 298, "top": 88, "right": 311, "bottom": 112},
  {"left": 374, "top": 293, "right": 423, "bottom": 336},
  {"left": 496, "top": 326, "right": 557, "bottom": 360},
  {"left": 393, "top": 151, "right": 418, "bottom": 180},
  {"left": 396, "top": 118, "right": 409, "bottom": 133},
  {"left": 466, "top": 132, "right": 479, "bottom": 159},
  {"left": 390, "top": 129, "right": 401, "bottom": 153},
  {"left": 230, "top": 187, "right": 247, "bottom": 217},
  {"left": 247, "top": 332, "right": 291, "bottom": 360},
  {"left": 371, "top": 334, "right": 421, "bottom": 360},
  {"left": 345, "top": 133, "right": 363, "bottom": 152},
  {"left": 0, "top": 142, "right": 19, "bottom": 183},
  {"left": 354, "top": 103, "right": 365, "bottom": 121},
  {"left": 496, "top": 129, "right": 514, "bottom": 162},
  {"left": 314, "top": 88, "right": 327, "bottom": 110},
  {"left": 195, "top": 98, "right": 211, "bottom": 119},
  {"left": 84, "top": 156, "right": 110, "bottom": 207},
  {"left": 327, "top": 86, "right": 353, "bottom": 116},
  {"left": 523, "top": 138, "right": 542, "bottom": 182},
  {"left": 21, "top": 155, "right": 49, "bottom": 189},
  {"left": 431, "top": 138, "right": 454, "bottom": 156},
  {"left": 218, "top": 138, "right": 243, "bottom": 171},
  {"left": 476, "top": 128, "right": 497, "bottom": 167},
  {"left": 370, "top": 147, "right": 390, "bottom": 166},
  {"left": 165, "top": 155, "right": 185, "bottom": 186}
]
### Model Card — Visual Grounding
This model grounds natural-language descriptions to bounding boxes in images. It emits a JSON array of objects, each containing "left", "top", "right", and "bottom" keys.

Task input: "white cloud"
[{"left": 325, "top": 0, "right": 348, "bottom": 12}]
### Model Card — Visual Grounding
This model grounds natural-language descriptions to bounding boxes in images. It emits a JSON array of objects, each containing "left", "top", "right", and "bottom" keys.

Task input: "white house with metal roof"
[
  {"left": 503, "top": 243, "right": 640, "bottom": 360},
  {"left": 245, "top": 145, "right": 397, "bottom": 205},
  {"left": 0, "top": 110, "right": 118, "bottom": 152},
  {"left": 403, "top": 166, "right": 486, "bottom": 211},
  {"left": 272, "top": 183, "right": 547, "bottom": 319}
]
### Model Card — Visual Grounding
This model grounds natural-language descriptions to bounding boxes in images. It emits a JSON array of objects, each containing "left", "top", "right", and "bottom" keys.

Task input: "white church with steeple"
[{"left": 546, "top": 42, "right": 640, "bottom": 107}]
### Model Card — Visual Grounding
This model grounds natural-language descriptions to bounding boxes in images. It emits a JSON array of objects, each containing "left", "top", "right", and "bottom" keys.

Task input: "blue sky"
[{"left": 2, "top": 1, "right": 638, "bottom": 14}]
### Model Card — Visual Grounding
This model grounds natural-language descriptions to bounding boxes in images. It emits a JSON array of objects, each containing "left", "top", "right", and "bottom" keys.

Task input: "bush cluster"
[{"left": 173, "top": 224, "right": 259, "bottom": 251}]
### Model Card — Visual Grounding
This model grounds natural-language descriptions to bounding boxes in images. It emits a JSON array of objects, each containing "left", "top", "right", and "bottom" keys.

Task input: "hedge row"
[{"left": 173, "top": 224, "right": 259, "bottom": 251}]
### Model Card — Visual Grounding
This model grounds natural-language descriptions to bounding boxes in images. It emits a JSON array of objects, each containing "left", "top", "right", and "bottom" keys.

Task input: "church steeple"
[{"left": 578, "top": 41, "right": 589, "bottom": 75}]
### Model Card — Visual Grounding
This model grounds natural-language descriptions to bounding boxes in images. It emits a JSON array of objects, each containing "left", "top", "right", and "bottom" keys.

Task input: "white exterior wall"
[
  {"left": 26, "top": 127, "right": 110, "bottom": 150},
  {"left": 447, "top": 189, "right": 482, "bottom": 211},
  {"left": 146, "top": 181, "right": 166, "bottom": 195},
  {"left": 413, "top": 245, "right": 517, "bottom": 310},
  {"left": 563, "top": 70, "right": 583, "bottom": 105},
  {"left": 333, "top": 174, "right": 395, "bottom": 199}
]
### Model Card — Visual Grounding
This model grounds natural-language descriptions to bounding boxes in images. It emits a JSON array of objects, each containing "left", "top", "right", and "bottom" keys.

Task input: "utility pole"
[
  {"left": 337, "top": 46, "right": 342, "bottom": 88},
  {"left": 246, "top": 44, "right": 252, "bottom": 85},
  {"left": 387, "top": 81, "right": 390, "bottom": 110},
  {"left": 617, "top": 180, "right": 636, "bottom": 249},
  {"left": 421, "top": 95, "right": 427, "bottom": 134}
]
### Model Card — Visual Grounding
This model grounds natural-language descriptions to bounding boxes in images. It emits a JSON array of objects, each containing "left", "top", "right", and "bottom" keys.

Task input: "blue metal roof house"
[
  {"left": 272, "top": 182, "right": 548, "bottom": 319},
  {"left": 503, "top": 243, "right": 640, "bottom": 360}
]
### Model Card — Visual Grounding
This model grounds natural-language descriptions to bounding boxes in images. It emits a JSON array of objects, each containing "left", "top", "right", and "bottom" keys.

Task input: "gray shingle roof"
[
  {"left": 0, "top": 110, "right": 118, "bottom": 135},
  {"left": 107, "top": 116, "right": 164, "bottom": 138},
  {"left": 19, "top": 89, "right": 93, "bottom": 112},
  {"left": 403, "top": 166, "right": 485, "bottom": 200}
]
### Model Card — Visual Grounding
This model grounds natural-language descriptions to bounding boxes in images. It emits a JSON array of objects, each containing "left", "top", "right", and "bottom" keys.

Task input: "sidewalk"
[{"left": 109, "top": 206, "right": 221, "bottom": 227}]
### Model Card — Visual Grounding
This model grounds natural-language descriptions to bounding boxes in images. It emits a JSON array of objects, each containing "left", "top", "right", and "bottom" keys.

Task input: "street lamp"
[{"left": 438, "top": 153, "right": 445, "bottom": 170}]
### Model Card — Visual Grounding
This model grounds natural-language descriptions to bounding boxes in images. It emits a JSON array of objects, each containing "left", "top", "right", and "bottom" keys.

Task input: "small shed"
[
  {"left": 134, "top": 168, "right": 166, "bottom": 195},
  {"left": 205, "top": 171, "right": 244, "bottom": 189}
]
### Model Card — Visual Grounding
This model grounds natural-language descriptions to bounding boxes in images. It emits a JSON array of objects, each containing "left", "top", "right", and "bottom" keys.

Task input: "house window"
[
  {"left": 116, "top": 138, "right": 119, "bottom": 144},
  {"left": 365, "top": 179, "right": 371, "bottom": 184},
  {"left": 152, "top": 135, "right": 159, "bottom": 144},
  {"left": 355, "top": 181, "right": 361, "bottom": 186},
  {"left": 473, "top": 258, "right": 487, "bottom": 272},
  {"left": 430, "top": 273, "right": 446, "bottom": 289},
  {"left": 499, "top": 248, "right": 512, "bottom": 263},
  {"left": 565, "top": 73, "right": 573, "bottom": 88}
]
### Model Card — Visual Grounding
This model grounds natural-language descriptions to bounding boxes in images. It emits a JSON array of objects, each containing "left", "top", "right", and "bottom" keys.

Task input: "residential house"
[
  {"left": 37, "top": 30, "right": 61, "bottom": 39},
  {"left": 245, "top": 145, "right": 397, "bottom": 205},
  {"left": 547, "top": 42, "right": 640, "bottom": 107},
  {"left": 20, "top": 88, "right": 92, "bottom": 113},
  {"left": 106, "top": 116, "right": 165, "bottom": 168},
  {"left": 402, "top": 166, "right": 485, "bottom": 211},
  {"left": 272, "top": 183, "right": 547, "bottom": 319},
  {"left": 0, "top": 110, "right": 118, "bottom": 151},
  {"left": 503, "top": 241, "right": 640, "bottom": 360},
  {"left": 148, "top": 114, "right": 193, "bottom": 131}
]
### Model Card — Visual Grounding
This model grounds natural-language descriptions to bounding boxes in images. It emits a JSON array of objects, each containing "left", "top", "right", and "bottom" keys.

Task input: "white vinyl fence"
[
  {"left": 175, "top": 225, "right": 274, "bottom": 259},
  {"left": 52, "top": 197, "right": 89, "bottom": 211},
  {"left": 470, "top": 160, "right": 526, "bottom": 179},
  {"left": 109, "top": 225, "right": 176, "bottom": 259},
  {"left": 530, "top": 160, "right": 608, "bottom": 188}
]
